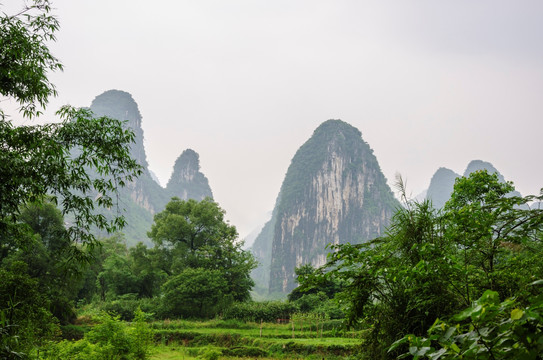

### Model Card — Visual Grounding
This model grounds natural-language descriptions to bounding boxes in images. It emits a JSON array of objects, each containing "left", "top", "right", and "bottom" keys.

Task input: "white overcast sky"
[{"left": 6, "top": 0, "right": 543, "bottom": 239}]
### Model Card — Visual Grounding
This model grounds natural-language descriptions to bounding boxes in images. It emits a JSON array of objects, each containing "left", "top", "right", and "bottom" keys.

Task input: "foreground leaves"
[{"left": 392, "top": 286, "right": 543, "bottom": 359}]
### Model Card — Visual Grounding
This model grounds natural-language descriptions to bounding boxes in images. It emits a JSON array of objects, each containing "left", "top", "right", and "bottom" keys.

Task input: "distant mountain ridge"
[
  {"left": 425, "top": 167, "right": 460, "bottom": 209},
  {"left": 89, "top": 90, "right": 213, "bottom": 246},
  {"left": 251, "top": 120, "right": 399, "bottom": 295},
  {"left": 425, "top": 160, "right": 521, "bottom": 208}
]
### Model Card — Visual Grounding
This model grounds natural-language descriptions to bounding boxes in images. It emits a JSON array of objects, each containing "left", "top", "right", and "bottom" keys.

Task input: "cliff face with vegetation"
[
  {"left": 89, "top": 90, "right": 213, "bottom": 245},
  {"left": 252, "top": 120, "right": 399, "bottom": 295}
]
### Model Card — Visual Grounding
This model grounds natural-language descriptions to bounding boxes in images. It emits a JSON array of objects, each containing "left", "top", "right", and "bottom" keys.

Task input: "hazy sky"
[{"left": 7, "top": 1, "right": 543, "bottom": 239}]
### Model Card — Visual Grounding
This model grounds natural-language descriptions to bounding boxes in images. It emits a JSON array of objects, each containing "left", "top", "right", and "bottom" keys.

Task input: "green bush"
[
  {"left": 392, "top": 288, "right": 543, "bottom": 359},
  {"left": 197, "top": 346, "right": 222, "bottom": 360},
  {"left": 223, "top": 345, "right": 269, "bottom": 357},
  {"left": 59, "top": 324, "right": 88, "bottom": 340},
  {"left": 223, "top": 301, "right": 297, "bottom": 322},
  {"left": 130, "top": 308, "right": 153, "bottom": 359},
  {"left": 98, "top": 296, "right": 158, "bottom": 321},
  {"left": 44, "top": 309, "right": 153, "bottom": 359},
  {"left": 204, "top": 319, "right": 251, "bottom": 329}
]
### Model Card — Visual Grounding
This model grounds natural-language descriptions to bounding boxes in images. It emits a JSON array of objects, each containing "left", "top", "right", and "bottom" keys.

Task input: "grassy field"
[{"left": 147, "top": 319, "right": 364, "bottom": 359}]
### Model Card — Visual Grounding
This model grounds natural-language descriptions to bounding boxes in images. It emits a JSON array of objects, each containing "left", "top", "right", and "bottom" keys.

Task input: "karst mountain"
[
  {"left": 89, "top": 90, "right": 213, "bottom": 245},
  {"left": 251, "top": 120, "right": 399, "bottom": 295}
]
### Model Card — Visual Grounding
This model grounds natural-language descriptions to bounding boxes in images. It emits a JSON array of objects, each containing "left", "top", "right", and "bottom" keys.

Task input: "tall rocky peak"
[
  {"left": 90, "top": 90, "right": 148, "bottom": 169},
  {"left": 426, "top": 167, "right": 460, "bottom": 209},
  {"left": 166, "top": 149, "right": 213, "bottom": 201},
  {"left": 426, "top": 160, "right": 520, "bottom": 209},
  {"left": 463, "top": 160, "right": 505, "bottom": 181},
  {"left": 253, "top": 120, "right": 399, "bottom": 295},
  {"left": 87, "top": 90, "right": 213, "bottom": 246}
]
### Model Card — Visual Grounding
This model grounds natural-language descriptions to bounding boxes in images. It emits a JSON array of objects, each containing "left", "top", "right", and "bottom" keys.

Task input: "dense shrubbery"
[{"left": 93, "top": 295, "right": 158, "bottom": 322}]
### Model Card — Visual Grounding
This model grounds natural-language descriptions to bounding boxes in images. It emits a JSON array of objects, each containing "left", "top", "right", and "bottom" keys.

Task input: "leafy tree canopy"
[
  {"left": 0, "top": 0, "right": 62, "bottom": 119},
  {"left": 0, "top": 1, "right": 142, "bottom": 356},
  {"left": 0, "top": 0, "right": 142, "bottom": 259},
  {"left": 305, "top": 171, "right": 543, "bottom": 359},
  {"left": 149, "top": 197, "right": 257, "bottom": 308}
]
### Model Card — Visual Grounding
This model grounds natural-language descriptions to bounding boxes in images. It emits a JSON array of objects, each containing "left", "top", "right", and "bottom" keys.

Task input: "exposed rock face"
[
  {"left": 89, "top": 90, "right": 213, "bottom": 245},
  {"left": 250, "top": 206, "right": 279, "bottom": 295},
  {"left": 91, "top": 90, "right": 148, "bottom": 169},
  {"left": 166, "top": 149, "right": 213, "bottom": 201},
  {"left": 252, "top": 120, "right": 399, "bottom": 295},
  {"left": 426, "top": 167, "right": 460, "bottom": 209}
]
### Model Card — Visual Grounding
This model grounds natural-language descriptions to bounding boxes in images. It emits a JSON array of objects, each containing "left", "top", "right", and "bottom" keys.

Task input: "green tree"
[
  {"left": 443, "top": 171, "right": 543, "bottom": 304},
  {"left": 148, "top": 197, "right": 256, "bottom": 303},
  {"left": 160, "top": 268, "right": 229, "bottom": 318},
  {"left": 148, "top": 197, "right": 237, "bottom": 269},
  {"left": 95, "top": 240, "right": 166, "bottom": 301},
  {"left": 288, "top": 263, "right": 344, "bottom": 302},
  {"left": 0, "top": 0, "right": 61, "bottom": 119},
  {"left": 0, "top": 105, "right": 142, "bottom": 256},
  {"left": 1, "top": 0, "right": 142, "bottom": 256},
  {"left": 2, "top": 200, "right": 81, "bottom": 324},
  {"left": 314, "top": 172, "right": 543, "bottom": 359},
  {"left": 129, "top": 243, "right": 166, "bottom": 299},
  {"left": 76, "top": 234, "right": 129, "bottom": 303},
  {"left": 0, "top": 262, "right": 57, "bottom": 357},
  {"left": 0, "top": 1, "right": 142, "bottom": 355},
  {"left": 97, "top": 253, "right": 140, "bottom": 300}
]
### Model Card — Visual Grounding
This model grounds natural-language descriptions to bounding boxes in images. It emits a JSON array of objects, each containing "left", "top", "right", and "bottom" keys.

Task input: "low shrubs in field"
[
  {"left": 43, "top": 308, "right": 152, "bottom": 359},
  {"left": 203, "top": 319, "right": 252, "bottom": 329},
  {"left": 184, "top": 346, "right": 222, "bottom": 360},
  {"left": 268, "top": 341, "right": 356, "bottom": 357},
  {"left": 223, "top": 300, "right": 296, "bottom": 322},
  {"left": 59, "top": 324, "right": 89, "bottom": 340},
  {"left": 197, "top": 346, "right": 222, "bottom": 360},
  {"left": 223, "top": 345, "right": 269, "bottom": 357},
  {"left": 92, "top": 295, "right": 158, "bottom": 321}
]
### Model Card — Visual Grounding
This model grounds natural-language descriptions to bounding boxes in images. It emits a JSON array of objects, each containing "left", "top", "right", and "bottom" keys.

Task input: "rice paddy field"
[{"left": 146, "top": 319, "right": 365, "bottom": 359}]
